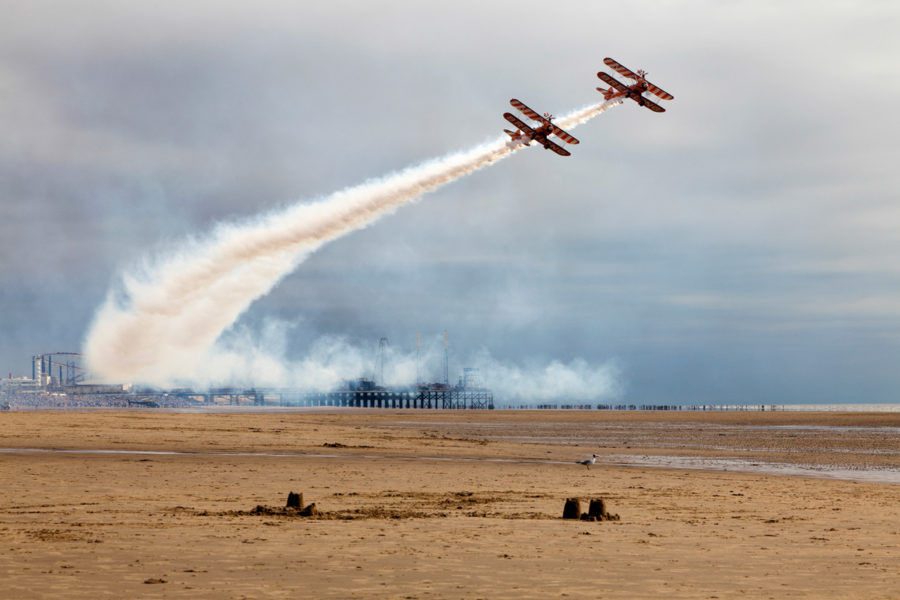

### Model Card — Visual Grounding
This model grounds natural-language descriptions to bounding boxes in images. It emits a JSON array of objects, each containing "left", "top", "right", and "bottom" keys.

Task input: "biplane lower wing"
[
  {"left": 597, "top": 71, "right": 628, "bottom": 93},
  {"left": 544, "top": 139, "right": 570, "bottom": 157},
  {"left": 604, "top": 57, "right": 639, "bottom": 81},
  {"left": 550, "top": 124, "right": 579, "bottom": 145},
  {"left": 503, "top": 112, "right": 534, "bottom": 135},
  {"left": 641, "top": 97, "right": 665, "bottom": 113}
]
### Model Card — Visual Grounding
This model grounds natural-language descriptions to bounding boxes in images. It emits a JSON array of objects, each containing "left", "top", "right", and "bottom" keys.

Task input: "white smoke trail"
[
  {"left": 182, "top": 323, "right": 622, "bottom": 404},
  {"left": 83, "top": 100, "right": 621, "bottom": 385},
  {"left": 474, "top": 353, "right": 621, "bottom": 406}
]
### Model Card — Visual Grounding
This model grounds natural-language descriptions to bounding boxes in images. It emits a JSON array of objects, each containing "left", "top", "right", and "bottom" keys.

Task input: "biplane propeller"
[
  {"left": 597, "top": 57, "right": 673, "bottom": 113},
  {"left": 502, "top": 98, "right": 579, "bottom": 157}
]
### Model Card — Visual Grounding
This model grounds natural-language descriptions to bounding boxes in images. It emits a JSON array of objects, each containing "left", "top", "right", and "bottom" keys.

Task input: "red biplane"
[
  {"left": 503, "top": 99, "right": 580, "bottom": 157},
  {"left": 597, "top": 57, "right": 674, "bottom": 113}
]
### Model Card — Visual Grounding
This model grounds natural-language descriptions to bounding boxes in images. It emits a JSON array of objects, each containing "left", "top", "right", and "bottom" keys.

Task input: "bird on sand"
[{"left": 578, "top": 454, "right": 599, "bottom": 469}]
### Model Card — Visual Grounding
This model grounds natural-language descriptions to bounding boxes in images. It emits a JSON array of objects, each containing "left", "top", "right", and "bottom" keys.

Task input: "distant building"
[{"left": 1, "top": 376, "right": 42, "bottom": 394}]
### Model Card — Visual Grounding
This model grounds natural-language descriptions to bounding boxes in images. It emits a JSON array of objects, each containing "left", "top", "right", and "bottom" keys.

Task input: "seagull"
[{"left": 578, "top": 454, "right": 599, "bottom": 469}]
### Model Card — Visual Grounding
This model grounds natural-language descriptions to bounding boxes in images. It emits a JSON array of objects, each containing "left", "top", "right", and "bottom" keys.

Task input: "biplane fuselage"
[
  {"left": 625, "top": 83, "right": 651, "bottom": 106},
  {"left": 504, "top": 125, "right": 555, "bottom": 149},
  {"left": 516, "top": 123, "right": 553, "bottom": 147},
  {"left": 599, "top": 80, "right": 648, "bottom": 100}
]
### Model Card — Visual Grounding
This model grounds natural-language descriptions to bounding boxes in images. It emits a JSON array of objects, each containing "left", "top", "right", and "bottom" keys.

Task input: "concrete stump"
[{"left": 563, "top": 498, "right": 582, "bottom": 519}]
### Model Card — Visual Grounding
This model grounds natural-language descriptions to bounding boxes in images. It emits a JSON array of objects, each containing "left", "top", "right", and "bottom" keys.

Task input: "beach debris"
[
  {"left": 563, "top": 497, "right": 620, "bottom": 521},
  {"left": 563, "top": 498, "right": 582, "bottom": 519},
  {"left": 143, "top": 578, "right": 167, "bottom": 584},
  {"left": 300, "top": 502, "right": 318, "bottom": 517},
  {"left": 286, "top": 491, "right": 303, "bottom": 509}
]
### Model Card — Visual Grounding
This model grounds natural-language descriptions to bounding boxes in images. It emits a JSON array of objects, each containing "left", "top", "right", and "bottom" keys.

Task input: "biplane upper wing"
[
  {"left": 509, "top": 99, "right": 547, "bottom": 124},
  {"left": 550, "top": 124, "right": 579, "bottom": 145},
  {"left": 603, "top": 57, "right": 640, "bottom": 81},
  {"left": 503, "top": 112, "right": 535, "bottom": 135},
  {"left": 544, "top": 139, "right": 571, "bottom": 157},
  {"left": 641, "top": 97, "right": 666, "bottom": 113},
  {"left": 644, "top": 80, "right": 674, "bottom": 101},
  {"left": 597, "top": 71, "right": 629, "bottom": 93}
]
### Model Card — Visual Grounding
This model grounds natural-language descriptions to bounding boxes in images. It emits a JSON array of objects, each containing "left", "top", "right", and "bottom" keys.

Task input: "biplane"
[
  {"left": 502, "top": 98, "right": 580, "bottom": 157},
  {"left": 597, "top": 57, "right": 674, "bottom": 113}
]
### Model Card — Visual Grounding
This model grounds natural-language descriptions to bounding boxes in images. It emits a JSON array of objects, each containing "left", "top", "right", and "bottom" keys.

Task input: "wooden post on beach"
[
  {"left": 563, "top": 498, "right": 582, "bottom": 519},
  {"left": 588, "top": 498, "right": 607, "bottom": 519},
  {"left": 286, "top": 491, "right": 303, "bottom": 509}
]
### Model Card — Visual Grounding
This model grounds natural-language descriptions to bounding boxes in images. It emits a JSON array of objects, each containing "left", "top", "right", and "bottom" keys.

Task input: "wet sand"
[{"left": 1, "top": 410, "right": 897, "bottom": 598}]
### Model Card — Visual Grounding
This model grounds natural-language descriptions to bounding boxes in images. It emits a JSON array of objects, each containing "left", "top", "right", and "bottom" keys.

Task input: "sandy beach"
[{"left": 1, "top": 410, "right": 897, "bottom": 599}]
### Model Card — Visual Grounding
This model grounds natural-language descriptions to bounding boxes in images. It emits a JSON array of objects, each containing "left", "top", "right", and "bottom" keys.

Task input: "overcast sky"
[{"left": 2, "top": 1, "right": 899, "bottom": 403}]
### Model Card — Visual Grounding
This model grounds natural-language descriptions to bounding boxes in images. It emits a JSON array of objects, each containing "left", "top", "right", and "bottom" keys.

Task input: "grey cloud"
[{"left": 2, "top": 1, "right": 900, "bottom": 403}]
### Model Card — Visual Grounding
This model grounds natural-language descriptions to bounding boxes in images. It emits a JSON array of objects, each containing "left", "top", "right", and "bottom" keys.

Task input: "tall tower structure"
[
  {"left": 416, "top": 332, "right": 421, "bottom": 385},
  {"left": 442, "top": 330, "right": 449, "bottom": 386},
  {"left": 377, "top": 337, "right": 388, "bottom": 386},
  {"left": 32, "top": 355, "right": 42, "bottom": 382}
]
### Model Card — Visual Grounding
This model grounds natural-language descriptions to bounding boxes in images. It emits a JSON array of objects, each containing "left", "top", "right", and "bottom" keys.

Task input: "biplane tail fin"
[
  {"left": 596, "top": 87, "right": 618, "bottom": 100},
  {"left": 504, "top": 129, "right": 529, "bottom": 144}
]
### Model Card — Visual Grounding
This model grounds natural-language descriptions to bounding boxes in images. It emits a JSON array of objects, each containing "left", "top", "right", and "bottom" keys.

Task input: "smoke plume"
[
  {"left": 167, "top": 322, "right": 621, "bottom": 404},
  {"left": 83, "top": 100, "right": 621, "bottom": 386}
]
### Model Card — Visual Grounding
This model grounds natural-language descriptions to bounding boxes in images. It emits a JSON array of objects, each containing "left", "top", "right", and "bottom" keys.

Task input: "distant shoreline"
[{"left": 4, "top": 402, "right": 900, "bottom": 413}]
